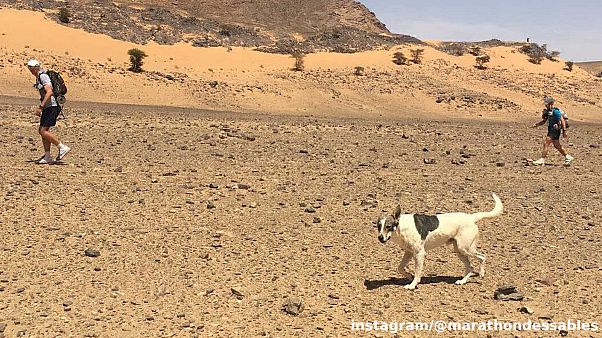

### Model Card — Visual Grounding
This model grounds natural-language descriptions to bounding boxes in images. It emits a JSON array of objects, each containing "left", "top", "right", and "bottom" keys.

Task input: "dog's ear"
[{"left": 394, "top": 205, "right": 402, "bottom": 219}]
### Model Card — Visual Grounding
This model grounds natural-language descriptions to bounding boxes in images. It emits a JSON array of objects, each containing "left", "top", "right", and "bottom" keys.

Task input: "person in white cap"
[
  {"left": 26, "top": 59, "right": 71, "bottom": 164},
  {"left": 530, "top": 96, "right": 573, "bottom": 166}
]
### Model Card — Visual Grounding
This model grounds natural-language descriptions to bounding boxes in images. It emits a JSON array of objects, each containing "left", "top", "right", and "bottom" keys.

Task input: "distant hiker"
[
  {"left": 26, "top": 59, "right": 71, "bottom": 164},
  {"left": 531, "top": 96, "right": 573, "bottom": 166}
]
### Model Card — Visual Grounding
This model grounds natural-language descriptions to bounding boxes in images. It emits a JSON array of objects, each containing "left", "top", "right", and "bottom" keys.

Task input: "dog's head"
[{"left": 376, "top": 205, "right": 401, "bottom": 243}]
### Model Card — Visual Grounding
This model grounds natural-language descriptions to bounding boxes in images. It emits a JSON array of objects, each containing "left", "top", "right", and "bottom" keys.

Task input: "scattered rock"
[
  {"left": 84, "top": 248, "right": 101, "bottom": 258},
  {"left": 305, "top": 207, "right": 316, "bottom": 213},
  {"left": 519, "top": 306, "right": 534, "bottom": 314},
  {"left": 494, "top": 285, "right": 524, "bottom": 301},
  {"left": 423, "top": 158, "right": 437, "bottom": 164},
  {"left": 207, "top": 201, "right": 216, "bottom": 209},
  {"left": 283, "top": 297, "right": 304, "bottom": 316},
  {"left": 0, "top": 323, "right": 6, "bottom": 333},
  {"left": 231, "top": 287, "right": 245, "bottom": 300},
  {"left": 496, "top": 161, "right": 505, "bottom": 167}
]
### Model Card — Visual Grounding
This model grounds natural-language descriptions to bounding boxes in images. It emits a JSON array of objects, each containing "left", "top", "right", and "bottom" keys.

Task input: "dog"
[{"left": 375, "top": 193, "right": 503, "bottom": 290}]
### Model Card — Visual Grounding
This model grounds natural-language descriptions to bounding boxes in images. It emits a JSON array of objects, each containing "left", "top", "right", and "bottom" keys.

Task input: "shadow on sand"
[{"left": 364, "top": 275, "right": 459, "bottom": 290}]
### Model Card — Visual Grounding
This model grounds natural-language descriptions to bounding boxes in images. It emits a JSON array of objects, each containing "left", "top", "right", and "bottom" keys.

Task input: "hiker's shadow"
[
  {"left": 25, "top": 160, "right": 68, "bottom": 165},
  {"left": 364, "top": 276, "right": 458, "bottom": 290}
]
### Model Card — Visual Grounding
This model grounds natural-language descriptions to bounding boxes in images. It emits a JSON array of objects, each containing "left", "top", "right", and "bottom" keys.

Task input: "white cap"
[{"left": 26, "top": 59, "right": 40, "bottom": 67}]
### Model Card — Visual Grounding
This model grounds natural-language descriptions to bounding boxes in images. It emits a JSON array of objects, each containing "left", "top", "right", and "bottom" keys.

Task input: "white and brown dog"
[{"left": 376, "top": 193, "right": 503, "bottom": 290}]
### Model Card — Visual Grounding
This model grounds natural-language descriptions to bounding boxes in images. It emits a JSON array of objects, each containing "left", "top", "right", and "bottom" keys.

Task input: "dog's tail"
[{"left": 472, "top": 193, "right": 503, "bottom": 222}]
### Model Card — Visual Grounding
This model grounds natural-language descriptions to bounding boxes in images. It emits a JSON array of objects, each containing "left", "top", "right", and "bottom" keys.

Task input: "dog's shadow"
[{"left": 364, "top": 276, "right": 458, "bottom": 290}]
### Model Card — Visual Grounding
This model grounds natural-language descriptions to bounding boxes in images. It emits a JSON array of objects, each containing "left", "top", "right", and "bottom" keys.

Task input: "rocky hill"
[
  {"left": 576, "top": 61, "right": 602, "bottom": 76},
  {"left": 3, "top": 0, "right": 421, "bottom": 53}
]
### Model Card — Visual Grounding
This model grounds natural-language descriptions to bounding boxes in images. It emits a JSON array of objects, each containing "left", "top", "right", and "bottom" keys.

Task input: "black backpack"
[{"left": 45, "top": 70, "right": 68, "bottom": 105}]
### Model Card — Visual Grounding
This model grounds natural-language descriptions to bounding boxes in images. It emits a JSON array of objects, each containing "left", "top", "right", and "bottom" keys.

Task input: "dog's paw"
[
  {"left": 455, "top": 279, "right": 467, "bottom": 285},
  {"left": 404, "top": 284, "right": 417, "bottom": 290}
]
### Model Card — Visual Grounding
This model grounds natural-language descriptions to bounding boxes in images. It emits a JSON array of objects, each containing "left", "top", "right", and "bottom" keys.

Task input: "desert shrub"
[
  {"left": 291, "top": 51, "right": 305, "bottom": 71},
  {"left": 519, "top": 43, "right": 560, "bottom": 65},
  {"left": 548, "top": 50, "right": 561, "bottom": 61},
  {"left": 128, "top": 48, "right": 148, "bottom": 73},
  {"left": 392, "top": 51, "right": 408, "bottom": 65},
  {"left": 392, "top": 51, "right": 407, "bottom": 65},
  {"left": 354, "top": 66, "right": 365, "bottom": 76},
  {"left": 475, "top": 55, "right": 491, "bottom": 69},
  {"left": 564, "top": 61, "right": 574, "bottom": 72},
  {"left": 440, "top": 43, "right": 466, "bottom": 56},
  {"left": 58, "top": 7, "right": 70, "bottom": 23},
  {"left": 468, "top": 45, "right": 481, "bottom": 56},
  {"left": 410, "top": 48, "right": 425, "bottom": 64}
]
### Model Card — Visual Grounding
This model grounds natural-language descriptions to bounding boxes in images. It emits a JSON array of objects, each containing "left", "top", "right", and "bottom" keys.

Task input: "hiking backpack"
[
  {"left": 542, "top": 108, "right": 570, "bottom": 129},
  {"left": 45, "top": 70, "right": 68, "bottom": 105}
]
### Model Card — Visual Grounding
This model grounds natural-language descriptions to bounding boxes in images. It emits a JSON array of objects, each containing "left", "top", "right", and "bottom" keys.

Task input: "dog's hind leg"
[
  {"left": 397, "top": 252, "right": 413, "bottom": 278},
  {"left": 404, "top": 250, "right": 425, "bottom": 290},
  {"left": 471, "top": 241, "right": 486, "bottom": 277},
  {"left": 453, "top": 240, "right": 475, "bottom": 285}
]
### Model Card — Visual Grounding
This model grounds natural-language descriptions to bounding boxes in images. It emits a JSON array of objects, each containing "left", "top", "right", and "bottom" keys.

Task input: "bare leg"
[
  {"left": 405, "top": 250, "right": 425, "bottom": 290},
  {"left": 39, "top": 127, "right": 60, "bottom": 147},
  {"left": 39, "top": 128, "right": 51, "bottom": 152},
  {"left": 541, "top": 136, "right": 553, "bottom": 159},
  {"left": 552, "top": 140, "right": 567, "bottom": 156}
]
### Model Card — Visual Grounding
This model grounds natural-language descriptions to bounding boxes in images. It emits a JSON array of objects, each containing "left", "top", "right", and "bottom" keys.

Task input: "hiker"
[
  {"left": 26, "top": 59, "right": 71, "bottom": 164},
  {"left": 530, "top": 96, "right": 573, "bottom": 166}
]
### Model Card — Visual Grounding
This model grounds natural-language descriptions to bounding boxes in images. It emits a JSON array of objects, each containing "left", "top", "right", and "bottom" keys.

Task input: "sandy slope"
[{"left": 1, "top": 8, "right": 601, "bottom": 123}]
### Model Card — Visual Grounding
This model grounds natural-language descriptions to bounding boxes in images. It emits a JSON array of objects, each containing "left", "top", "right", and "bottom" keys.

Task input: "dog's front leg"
[
  {"left": 397, "top": 252, "right": 413, "bottom": 278},
  {"left": 404, "top": 250, "right": 425, "bottom": 290}
]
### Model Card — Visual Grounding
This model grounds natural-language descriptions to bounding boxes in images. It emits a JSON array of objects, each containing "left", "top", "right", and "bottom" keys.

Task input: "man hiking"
[
  {"left": 531, "top": 96, "right": 573, "bottom": 166},
  {"left": 27, "top": 59, "right": 71, "bottom": 164}
]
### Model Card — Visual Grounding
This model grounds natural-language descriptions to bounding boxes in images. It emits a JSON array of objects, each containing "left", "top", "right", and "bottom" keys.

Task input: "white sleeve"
[{"left": 39, "top": 74, "right": 52, "bottom": 87}]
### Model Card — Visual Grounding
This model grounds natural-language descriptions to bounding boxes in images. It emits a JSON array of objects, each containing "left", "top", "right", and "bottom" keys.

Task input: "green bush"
[
  {"left": 291, "top": 51, "right": 305, "bottom": 71},
  {"left": 128, "top": 48, "right": 148, "bottom": 73},
  {"left": 475, "top": 55, "right": 491, "bottom": 69},
  {"left": 392, "top": 51, "right": 408, "bottom": 65},
  {"left": 410, "top": 49, "right": 425, "bottom": 64},
  {"left": 58, "top": 7, "right": 70, "bottom": 23}
]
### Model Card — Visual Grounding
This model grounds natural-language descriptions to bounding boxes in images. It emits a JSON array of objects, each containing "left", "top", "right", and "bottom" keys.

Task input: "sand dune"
[{"left": 2, "top": 8, "right": 601, "bottom": 122}]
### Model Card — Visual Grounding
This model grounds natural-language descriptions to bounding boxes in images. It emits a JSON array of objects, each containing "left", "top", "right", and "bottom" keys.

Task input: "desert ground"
[
  {"left": 1, "top": 6, "right": 602, "bottom": 338},
  {"left": 1, "top": 98, "right": 601, "bottom": 337}
]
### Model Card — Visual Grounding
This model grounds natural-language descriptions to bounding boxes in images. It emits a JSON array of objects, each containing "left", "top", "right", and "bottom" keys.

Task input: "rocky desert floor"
[{"left": 0, "top": 101, "right": 600, "bottom": 338}]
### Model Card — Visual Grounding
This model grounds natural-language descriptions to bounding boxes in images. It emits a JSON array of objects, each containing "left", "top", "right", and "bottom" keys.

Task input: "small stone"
[
  {"left": 207, "top": 202, "right": 215, "bottom": 209},
  {"left": 283, "top": 297, "right": 304, "bottom": 316},
  {"left": 238, "top": 183, "right": 251, "bottom": 190},
  {"left": 559, "top": 330, "right": 568, "bottom": 336},
  {"left": 496, "top": 162, "right": 505, "bottom": 167},
  {"left": 305, "top": 207, "right": 316, "bottom": 213},
  {"left": 84, "top": 248, "right": 101, "bottom": 257},
  {"left": 423, "top": 158, "right": 436, "bottom": 164},
  {"left": 494, "top": 285, "right": 524, "bottom": 301},
  {"left": 519, "top": 306, "right": 534, "bottom": 314},
  {"left": 231, "top": 287, "right": 245, "bottom": 300},
  {"left": 209, "top": 183, "right": 219, "bottom": 189},
  {"left": 536, "top": 277, "right": 556, "bottom": 286},
  {"left": 0, "top": 323, "right": 6, "bottom": 333},
  {"left": 16, "top": 288, "right": 25, "bottom": 294}
]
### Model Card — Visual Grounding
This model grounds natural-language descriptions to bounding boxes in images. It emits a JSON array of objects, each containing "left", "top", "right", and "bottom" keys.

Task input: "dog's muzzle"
[{"left": 378, "top": 235, "right": 387, "bottom": 243}]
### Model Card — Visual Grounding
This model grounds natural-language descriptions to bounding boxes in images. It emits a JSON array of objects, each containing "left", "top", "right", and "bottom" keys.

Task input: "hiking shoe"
[
  {"left": 56, "top": 145, "right": 71, "bottom": 161},
  {"left": 564, "top": 155, "right": 574, "bottom": 166},
  {"left": 36, "top": 156, "right": 54, "bottom": 164},
  {"left": 533, "top": 158, "right": 545, "bottom": 166}
]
